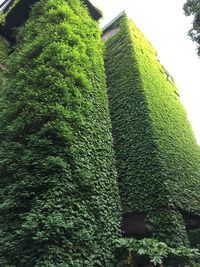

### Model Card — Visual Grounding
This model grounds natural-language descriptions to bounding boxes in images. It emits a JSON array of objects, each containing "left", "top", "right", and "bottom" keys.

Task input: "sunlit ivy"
[
  {"left": 104, "top": 14, "right": 200, "bottom": 247},
  {"left": 0, "top": 1, "right": 120, "bottom": 266}
]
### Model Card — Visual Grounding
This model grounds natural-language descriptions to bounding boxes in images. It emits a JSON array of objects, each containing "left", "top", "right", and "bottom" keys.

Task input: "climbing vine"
[
  {"left": 0, "top": 1, "right": 120, "bottom": 266},
  {"left": 104, "top": 14, "right": 200, "bottom": 247}
]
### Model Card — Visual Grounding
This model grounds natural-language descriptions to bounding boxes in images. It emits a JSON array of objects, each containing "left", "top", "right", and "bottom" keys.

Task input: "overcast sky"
[{"left": 92, "top": 0, "right": 200, "bottom": 144}]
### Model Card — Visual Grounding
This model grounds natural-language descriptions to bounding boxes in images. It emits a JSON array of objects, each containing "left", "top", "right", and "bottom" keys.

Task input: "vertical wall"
[
  {"left": 0, "top": 36, "right": 8, "bottom": 79},
  {"left": 0, "top": 35, "right": 8, "bottom": 59},
  {"left": 104, "top": 14, "right": 200, "bottom": 246},
  {"left": 0, "top": 1, "right": 120, "bottom": 266}
]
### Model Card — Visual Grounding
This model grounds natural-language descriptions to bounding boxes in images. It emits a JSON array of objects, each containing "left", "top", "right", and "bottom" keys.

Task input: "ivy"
[
  {"left": 0, "top": 0, "right": 120, "bottom": 266},
  {"left": 0, "top": 36, "right": 8, "bottom": 79},
  {"left": 115, "top": 238, "right": 200, "bottom": 267},
  {"left": 104, "top": 14, "right": 200, "bottom": 246},
  {"left": 0, "top": 36, "right": 8, "bottom": 110},
  {"left": 0, "top": 36, "right": 8, "bottom": 61}
]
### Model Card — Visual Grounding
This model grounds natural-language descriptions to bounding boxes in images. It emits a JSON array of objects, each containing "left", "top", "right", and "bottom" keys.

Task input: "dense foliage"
[
  {"left": 184, "top": 0, "right": 200, "bottom": 56},
  {"left": 0, "top": 0, "right": 120, "bottom": 266},
  {"left": 0, "top": 36, "right": 8, "bottom": 62},
  {"left": 115, "top": 238, "right": 200, "bottom": 267},
  {"left": 104, "top": 14, "right": 200, "bottom": 246},
  {"left": 0, "top": 36, "right": 8, "bottom": 81}
]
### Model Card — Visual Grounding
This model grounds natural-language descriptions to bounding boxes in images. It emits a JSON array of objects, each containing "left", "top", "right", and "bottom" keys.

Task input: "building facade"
[
  {"left": 0, "top": 1, "right": 200, "bottom": 266},
  {"left": 0, "top": 1, "right": 121, "bottom": 266},
  {"left": 104, "top": 13, "right": 200, "bottom": 247}
]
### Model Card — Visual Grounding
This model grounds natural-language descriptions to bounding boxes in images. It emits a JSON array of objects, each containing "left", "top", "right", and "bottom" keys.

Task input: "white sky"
[{"left": 92, "top": 0, "right": 200, "bottom": 144}]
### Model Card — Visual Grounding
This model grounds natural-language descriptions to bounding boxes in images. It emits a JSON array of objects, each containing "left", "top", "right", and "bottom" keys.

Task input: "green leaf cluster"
[
  {"left": 0, "top": 36, "right": 9, "bottom": 108},
  {"left": 0, "top": 36, "right": 8, "bottom": 82},
  {"left": 0, "top": 36, "right": 8, "bottom": 61},
  {"left": 104, "top": 14, "right": 200, "bottom": 246},
  {"left": 115, "top": 237, "right": 200, "bottom": 267},
  {"left": 0, "top": 0, "right": 120, "bottom": 266},
  {"left": 184, "top": 0, "right": 200, "bottom": 56}
]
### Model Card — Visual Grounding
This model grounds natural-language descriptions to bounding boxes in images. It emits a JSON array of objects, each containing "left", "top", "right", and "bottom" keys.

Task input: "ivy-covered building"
[
  {"left": 1, "top": 0, "right": 200, "bottom": 266},
  {"left": 103, "top": 12, "right": 200, "bottom": 248},
  {"left": 0, "top": 1, "right": 121, "bottom": 266}
]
